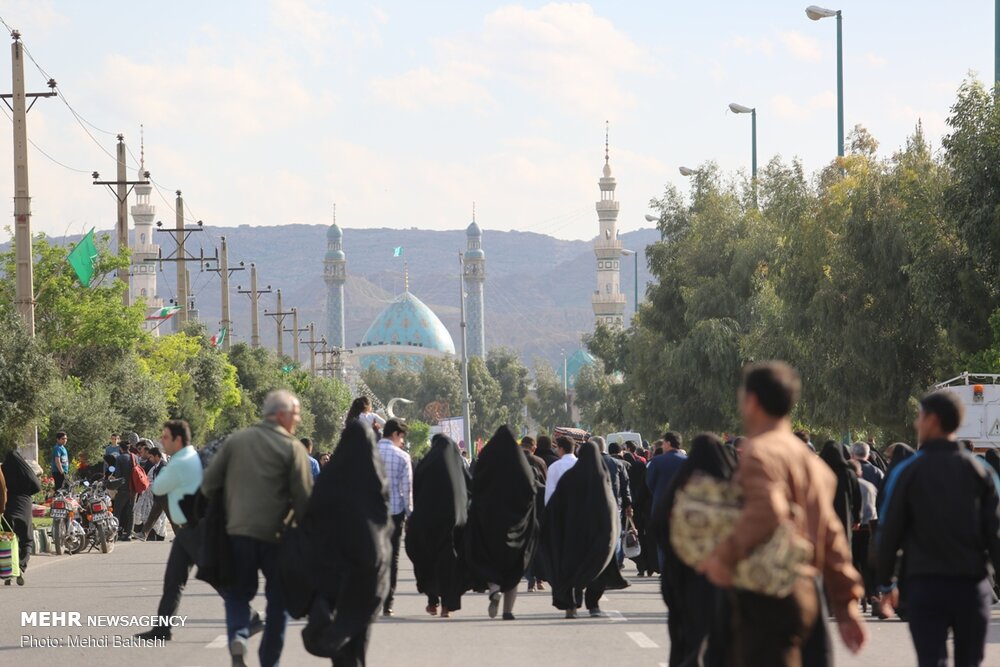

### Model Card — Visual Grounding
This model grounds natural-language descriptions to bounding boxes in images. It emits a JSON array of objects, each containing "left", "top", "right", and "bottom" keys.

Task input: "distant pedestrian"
[
  {"left": 113, "top": 439, "right": 137, "bottom": 541},
  {"left": 465, "top": 426, "right": 538, "bottom": 621},
  {"left": 377, "top": 419, "right": 413, "bottom": 616},
  {"left": 820, "top": 441, "right": 862, "bottom": 547},
  {"left": 300, "top": 438, "right": 321, "bottom": 480},
  {"left": 794, "top": 429, "right": 817, "bottom": 453},
  {"left": 346, "top": 396, "right": 386, "bottom": 431},
  {"left": 294, "top": 420, "right": 391, "bottom": 667},
  {"left": 520, "top": 436, "right": 547, "bottom": 482},
  {"left": 699, "top": 362, "right": 866, "bottom": 665},
  {"left": 535, "top": 435, "right": 559, "bottom": 469},
  {"left": 202, "top": 390, "right": 313, "bottom": 667},
  {"left": 134, "top": 445, "right": 166, "bottom": 540},
  {"left": 318, "top": 453, "right": 330, "bottom": 468},
  {"left": 2, "top": 449, "right": 40, "bottom": 584},
  {"left": 51, "top": 431, "right": 69, "bottom": 491},
  {"left": 878, "top": 390, "right": 1000, "bottom": 667},
  {"left": 848, "top": 459, "right": 879, "bottom": 616},
  {"left": 406, "top": 434, "right": 471, "bottom": 617},
  {"left": 623, "top": 443, "right": 656, "bottom": 576},
  {"left": 646, "top": 431, "right": 687, "bottom": 511},
  {"left": 543, "top": 437, "right": 577, "bottom": 505},
  {"left": 851, "top": 441, "right": 885, "bottom": 491}
]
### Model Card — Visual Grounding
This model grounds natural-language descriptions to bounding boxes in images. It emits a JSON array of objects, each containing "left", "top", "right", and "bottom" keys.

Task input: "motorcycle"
[
  {"left": 78, "top": 479, "right": 118, "bottom": 553},
  {"left": 49, "top": 484, "right": 86, "bottom": 555}
]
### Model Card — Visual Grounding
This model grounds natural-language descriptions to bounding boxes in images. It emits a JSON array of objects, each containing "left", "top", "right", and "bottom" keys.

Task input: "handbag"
[
  {"left": 669, "top": 472, "right": 813, "bottom": 598},
  {"left": 0, "top": 516, "right": 20, "bottom": 579},
  {"left": 622, "top": 516, "right": 642, "bottom": 559}
]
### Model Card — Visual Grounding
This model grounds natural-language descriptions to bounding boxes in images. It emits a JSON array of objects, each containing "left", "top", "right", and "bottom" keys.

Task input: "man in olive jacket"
[{"left": 202, "top": 389, "right": 313, "bottom": 667}]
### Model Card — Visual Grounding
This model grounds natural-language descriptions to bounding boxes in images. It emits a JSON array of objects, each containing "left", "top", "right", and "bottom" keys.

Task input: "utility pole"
[
  {"left": 237, "top": 263, "right": 271, "bottom": 349},
  {"left": 3, "top": 31, "right": 56, "bottom": 335},
  {"left": 459, "top": 252, "right": 474, "bottom": 460},
  {"left": 92, "top": 135, "right": 148, "bottom": 303},
  {"left": 283, "top": 308, "right": 308, "bottom": 364},
  {"left": 301, "top": 322, "right": 324, "bottom": 375},
  {"left": 150, "top": 205, "right": 206, "bottom": 330},
  {"left": 204, "top": 235, "right": 244, "bottom": 351},
  {"left": 3, "top": 30, "right": 56, "bottom": 465},
  {"left": 264, "top": 289, "right": 294, "bottom": 358}
]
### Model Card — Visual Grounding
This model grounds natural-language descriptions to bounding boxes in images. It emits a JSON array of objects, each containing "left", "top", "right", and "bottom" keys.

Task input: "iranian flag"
[
  {"left": 146, "top": 305, "right": 181, "bottom": 321},
  {"left": 210, "top": 327, "right": 227, "bottom": 348}
]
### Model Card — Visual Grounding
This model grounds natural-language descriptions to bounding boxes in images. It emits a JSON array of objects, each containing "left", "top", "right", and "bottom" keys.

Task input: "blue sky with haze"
[{"left": 0, "top": 0, "right": 993, "bottom": 242}]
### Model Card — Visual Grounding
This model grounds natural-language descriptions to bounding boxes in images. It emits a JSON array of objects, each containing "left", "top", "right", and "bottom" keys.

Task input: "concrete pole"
[
  {"left": 249, "top": 264, "right": 260, "bottom": 348},
  {"left": 459, "top": 253, "right": 473, "bottom": 460},
  {"left": 11, "top": 36, "right": 32, "bottom": 335},
  {"left": 275, "top": 289, "right": 284, "bottom": 357},
  {"left": 308, "top": 322, "right": 316, "bottom": 374},
  {"left": 291, "top": 308, "right": 300, "bottom": 363},
  {"left": 219, "top": 236, "right": 231, "bottom": 351},
  {"left": 116, "top": 135, "right": 128, "bottom": 303},
  {"left": 175, "top": 191, "right": 187, "bottom": 326}
]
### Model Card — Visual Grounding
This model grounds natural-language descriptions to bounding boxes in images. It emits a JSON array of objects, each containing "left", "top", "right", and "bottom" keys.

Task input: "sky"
[{"left": 0, "top": 0, "right": 993, "bottom": 243}]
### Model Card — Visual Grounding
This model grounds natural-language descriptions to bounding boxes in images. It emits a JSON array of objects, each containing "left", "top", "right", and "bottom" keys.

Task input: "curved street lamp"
[
  {"left": 806, "top": 5, "right": 844, "bottom": 158},
  {"left": 678, "top": 166, "right": 698, "bottom": 177},
  {"left": 729, "top": 103, "right": 757, "bottom": 180}
]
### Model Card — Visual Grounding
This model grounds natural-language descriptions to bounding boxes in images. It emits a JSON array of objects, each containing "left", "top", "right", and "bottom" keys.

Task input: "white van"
[{"left": 606, "top": 432, "right": 643, "bottom": 448}]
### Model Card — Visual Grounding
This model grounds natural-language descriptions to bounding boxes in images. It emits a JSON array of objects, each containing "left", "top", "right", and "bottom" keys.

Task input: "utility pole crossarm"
[{"left": 237, "top": 263, "right": 271, "bottom": 349}]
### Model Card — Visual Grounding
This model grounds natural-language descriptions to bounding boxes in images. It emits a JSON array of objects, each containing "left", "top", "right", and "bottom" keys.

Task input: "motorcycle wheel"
[
  {"left": 53, "top": 520, "right": 63, "bottom": 556},
  {"left": 68, "top": 529, "right": 85, "bottom": 555},
  {"left": 97, "top": 523, "right": 109, "bottom": 554}
]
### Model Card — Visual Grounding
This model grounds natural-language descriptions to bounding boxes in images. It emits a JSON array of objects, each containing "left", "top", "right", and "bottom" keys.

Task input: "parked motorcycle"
[
  {"left": 78, "top": 479, "right": 118, "bottom": 553},
  {"left": 49, "top": 484, "right": 85, "bottom": 555}
]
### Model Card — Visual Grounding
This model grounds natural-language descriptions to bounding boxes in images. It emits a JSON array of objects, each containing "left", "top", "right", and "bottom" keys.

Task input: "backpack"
[{"left": 129, "top": 453, "right": 150, "bottom": 494}]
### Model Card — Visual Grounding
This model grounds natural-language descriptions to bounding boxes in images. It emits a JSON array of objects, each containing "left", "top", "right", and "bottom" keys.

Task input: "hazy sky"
[{"left": 0, "top": 0, "right": 992, "bottom": 243}]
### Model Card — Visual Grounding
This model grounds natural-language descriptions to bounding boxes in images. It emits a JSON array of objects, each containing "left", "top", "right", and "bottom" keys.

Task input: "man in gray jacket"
[{"left": 202, "top": 390, "right": 313, "bottom": 667}]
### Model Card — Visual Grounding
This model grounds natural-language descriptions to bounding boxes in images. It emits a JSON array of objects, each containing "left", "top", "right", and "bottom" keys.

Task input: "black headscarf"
[
  {"left": 464, "top": 425, "right": 538, "bottom": 591},
  {"left": 405, "top": 434, "right": 471, "bottom": 604},
  {"left": 295, "top": 421, "right": 391, "bottom": 662},
  {"left": 653, "top": 433, "right": 737, "bottom": 667},
  {"left": 535, "top": 435, "right": 559, "bottom": 469},
  {"left": 2, "top": 449, "right": 40, "bottom": 499},
  {"left": 878, "top": 443, "right": 916, "bottom": 510},
  {"left": 985, "top": 449, "right": 1000, "bottom": 477},
  {"left": 820, "top": 441, "right": 861, "bottom": 539},
  {"left": 535, "top": 441, "right": 617, "bottom": 610}
]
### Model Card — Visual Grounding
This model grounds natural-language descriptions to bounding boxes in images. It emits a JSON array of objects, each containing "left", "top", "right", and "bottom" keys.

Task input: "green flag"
[
  {"left": 392, "top": 246, "right": 403, "bottom": 257},
  {"left": 67, "top": 229, "right": 98, "bottom": 287},
  {"left": 210, "top": 327, "right": 227, "bottom": 348}
]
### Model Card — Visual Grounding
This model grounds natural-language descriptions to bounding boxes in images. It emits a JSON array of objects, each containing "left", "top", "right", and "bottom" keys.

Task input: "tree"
[
  {"left": 0, "top": 305, "right": 53, "bottom": 457},
  {"left": 416, "top": 357, "right": 462, "bottom": 420},
  {"left": 301, "top": 376, "right": 352, "bottom": 448},
  {"left": 468, "top": 356, "right": 502, "bottom": 439},
  {"left": 486, "top": 347, "right": 530, "bottom": 432},
  {"left": 528, "top": 361, "right": 570, "bottom": 433}
]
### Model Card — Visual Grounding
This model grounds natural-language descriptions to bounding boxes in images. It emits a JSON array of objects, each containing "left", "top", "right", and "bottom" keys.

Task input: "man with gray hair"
[
  {"left": 851, "top": 441, "right": 885, "bottom": 490},
  {"left": 203, "top": 389, "right": 313, "bottom": 667}
]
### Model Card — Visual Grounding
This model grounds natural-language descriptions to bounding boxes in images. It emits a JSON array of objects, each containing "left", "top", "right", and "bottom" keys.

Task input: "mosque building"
[
  {"left": 129, "top": 141, "right": 163, "bottom": 335},
  {"left": 324, "top": 216, "right": 486, "bottom": 372},
  {"left": 591, "top": 125, "right": 626, "bottom": 328}
]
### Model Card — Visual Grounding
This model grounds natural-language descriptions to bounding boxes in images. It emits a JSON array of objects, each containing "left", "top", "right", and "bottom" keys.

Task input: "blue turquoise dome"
[
  {"left": 466, "top": 221, "right": 482, "bottom": 237},
  {"left": 325, "top": 249, "right": 345, "bottom": 261},
  {"left": 327, "top": 223, "right": 343, "bottom": 240},
  {"left": 566, "top": 348, "right": 596, "bottom": 389},
  {"left": 357, "top": 292, "right": 456, "bottom": 370}
]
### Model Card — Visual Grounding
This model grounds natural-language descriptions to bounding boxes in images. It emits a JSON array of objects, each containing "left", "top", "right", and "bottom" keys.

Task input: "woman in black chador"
[
  {"left": 2, "top": 449, "right": 40, "bottom": 585},
  {"left": 820, "top": 440, "right": 862, "bottom": 546},
  {"left": 292, "top": 421, "right": 392, "bottom": 667},
  {"left": 536, "top": 440, "right": 620, "bottom": 618},
  {"left": 405, "top": 434, "right": 471, "bottom": 617},
  {"left": 464, "top": 425, "right": 538, "bottom": 621}
]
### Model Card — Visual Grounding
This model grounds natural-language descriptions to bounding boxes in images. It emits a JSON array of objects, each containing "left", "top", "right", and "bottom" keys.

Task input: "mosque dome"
[
  {"left": 357, "top": 291, "right": 456, "bottom": 370},
  {"left": 466, "top": 221, "right": 482, "bottom": 237},
  {"left": 566, "top": 348, "right": 596, "bottom": 389},
  {"left": 327, "top": 223, "right": 343, "bottom": 240}
]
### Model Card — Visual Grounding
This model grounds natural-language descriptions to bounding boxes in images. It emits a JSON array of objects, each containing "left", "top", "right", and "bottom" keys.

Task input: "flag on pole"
[
  {"left": 66, "top": 228, "right": 98, "bottom": 287},
  {"left": 392, "top": 246, "right": 403, "bottom": 257},
  {"left": 146, "top": 305, "right": 181, "bottom": 321},
  {"left": 210, "top": 327, "right": 227, "bottom": 348}
]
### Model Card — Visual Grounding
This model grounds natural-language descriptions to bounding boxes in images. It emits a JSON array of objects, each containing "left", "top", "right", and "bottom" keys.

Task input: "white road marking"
[
  {"left": 205, "top": 634, "right": 228, "bottom": 649},
  {"left": 626, "top": 631, "right": 659, "bottom": 648},
  {"left": 606, "top": 610, "right": 627, "bottom": 622}
]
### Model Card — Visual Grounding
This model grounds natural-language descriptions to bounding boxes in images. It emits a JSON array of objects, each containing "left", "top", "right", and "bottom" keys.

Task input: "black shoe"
[
  {"left": 249, "top": 610, "right": 264, "bottom": 637},
  {"left": 119, "top": 535, "right": 132, "bottom": 542},
  {"left": 502, "top": 612, "right": 515, "bottom": 621},
  {"left": 135, "top": 628, "right": 171, "bottom": 641}
]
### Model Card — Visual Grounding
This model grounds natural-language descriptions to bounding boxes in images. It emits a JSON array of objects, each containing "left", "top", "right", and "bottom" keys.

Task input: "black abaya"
[
  {"left": 819, "top": 441, "right": 861, "bottom": 544},
  {"left": 653, "top": 433, "right": 737, "bottom": 667},
  {"left": 535, "top": 442, "right": 618, "bottom": 610},
  {"left": 296, "top": 421, "right": 392, "bottom": 667},
  {"left": 405, "top": 434, "right": 471, "bottom": 611},
  {"left": 464, "top": 426, "right": 538, "bottom": 592},
  {"left": 2, "top": 450, "right": 40, "bottom": 572}
]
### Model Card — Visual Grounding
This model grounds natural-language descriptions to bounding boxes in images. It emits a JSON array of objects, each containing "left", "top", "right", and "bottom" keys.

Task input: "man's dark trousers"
[
  {"left": 384, "top": 512, "right": 405, "bottom": 612},
  {"left": 223, "top": 535, "right": 286, "bottom": 667},
  {"left": 115, "top": 491, "right": 135, "bottom": 538},
  {"left": 52, "top": 469, "right": 65, "bottom": 491},
  {"left": 157, "top": 524, "right": 200, "bottom": 619},
  {"left": 906, "top": 575, "right": 991, "bottom": 667}
]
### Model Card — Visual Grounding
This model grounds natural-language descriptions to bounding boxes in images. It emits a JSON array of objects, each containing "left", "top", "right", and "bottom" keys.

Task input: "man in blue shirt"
[
  {"left": 300, "top": 437, "right": 321, "bottom": 480},
  {"left": 51, "top": 431, "right": 69, "bottom": 490},
  {"left": 645, "top": 431, "right": 687, "bottom": 511}
]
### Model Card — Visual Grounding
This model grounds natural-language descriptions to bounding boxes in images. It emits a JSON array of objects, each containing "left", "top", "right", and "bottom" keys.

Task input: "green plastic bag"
[{"left": 0, "top": 515, "right": 20, "bottom": 579}]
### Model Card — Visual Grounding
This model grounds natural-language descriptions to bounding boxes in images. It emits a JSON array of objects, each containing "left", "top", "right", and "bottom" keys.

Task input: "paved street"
[{"left": 2, "top": 540, "right": 1000, "bottom": 667}]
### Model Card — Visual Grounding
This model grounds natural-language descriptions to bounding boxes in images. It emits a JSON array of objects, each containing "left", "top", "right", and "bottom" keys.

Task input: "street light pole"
[
  {"left": 807, "top": 6, "right": 844, "bottom": 157},
  {"left": 459, "top": 252, "right": 474, "bottom": 462}
]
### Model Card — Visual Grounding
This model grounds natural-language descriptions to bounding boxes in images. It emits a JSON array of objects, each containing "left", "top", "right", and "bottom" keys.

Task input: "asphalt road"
[{"left": 2, "top": 539, "right": 1000, "bottom": 667}]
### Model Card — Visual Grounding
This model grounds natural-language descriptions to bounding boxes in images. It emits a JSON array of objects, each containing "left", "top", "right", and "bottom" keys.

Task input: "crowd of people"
[{"left": 2, "top": 361, "right": 1000, "bottom": 667}]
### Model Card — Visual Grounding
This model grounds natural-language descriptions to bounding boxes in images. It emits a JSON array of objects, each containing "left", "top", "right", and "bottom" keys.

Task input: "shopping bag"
[{"left": 0, "top": 516, "right": 20, "bottom": 579}]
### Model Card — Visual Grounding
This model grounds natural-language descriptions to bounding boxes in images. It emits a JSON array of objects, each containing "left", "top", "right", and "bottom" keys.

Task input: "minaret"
[
  {"left": 592, "top": 122, "right": 625, "bottom": 327},
  {"left": 324, "top": 206, "right": 347, "bottom": 349},
  {"left": 129, "top": 130, "right": 163, "bottom": 334},
  {"left": 464, "top": 207, "right": 486, "bottom": 358}
]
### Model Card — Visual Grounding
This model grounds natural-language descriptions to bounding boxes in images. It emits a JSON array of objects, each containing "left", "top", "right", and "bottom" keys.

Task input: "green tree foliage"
[
  {"left": 0, "top": 305, "right": 53, "bottom": 456},
  {"left": 468, "top": 356, "right": 502, "bottom": 439},
  {"left": 416, "top": 357, "right": 462, "bottom": 419},
  {"left": 486, "top": 347, "right": 530, "bottom": 433},
  {"left": 527, "top": 360, "right": 570, "bottom": 433},
  {"left": 407, "top": 420, "right": 431, "bottom": 461}
]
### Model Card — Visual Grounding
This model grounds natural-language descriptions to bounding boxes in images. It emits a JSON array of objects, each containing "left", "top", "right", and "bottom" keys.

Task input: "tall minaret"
[
  {"left": 129, "top": 130, "right": 163, "bottom": 334},
  {"left": 324, "top": 206, "right": 346, "bottom": 349},
  {"left": 592, "top": 122, "right": 625, "bottom": 327},
  {"left": 464, "top": 208, "right": 486, "bottom": 358}
]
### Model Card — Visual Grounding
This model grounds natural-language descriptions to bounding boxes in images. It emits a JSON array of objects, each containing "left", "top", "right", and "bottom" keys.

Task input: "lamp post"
[
  {"left": 806, "top": 5, "right": 844, "bottom": 158},
  {"left": 728, "top": 103, "right": 757, "bottom": 180},
  {"left": 678, "top": 166, "right": 699, "bottom": 177},
  {"left": 621, "top": 248, "right": 638, "bottom": 325}
]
